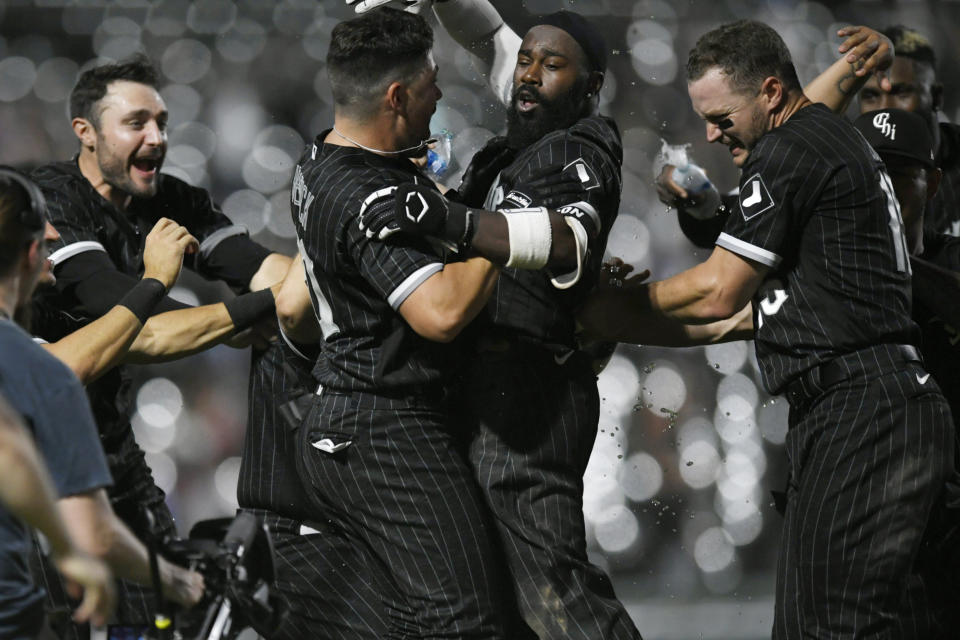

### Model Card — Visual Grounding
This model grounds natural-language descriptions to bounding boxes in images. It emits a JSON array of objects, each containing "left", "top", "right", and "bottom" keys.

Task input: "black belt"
[{"left": 784, "top": 343, "right": 922, "bottom": 408}]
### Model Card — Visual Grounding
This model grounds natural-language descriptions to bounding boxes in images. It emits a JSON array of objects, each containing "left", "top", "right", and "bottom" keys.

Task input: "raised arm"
[
  {"left": 804, "top": 26, "right": 894, "bottom": 113},
  {"left": 433, "top": 0, "right": 519, "bottom": 106},
  {"left": 42, "top": 218, "right": 197, "bottom": 383}
]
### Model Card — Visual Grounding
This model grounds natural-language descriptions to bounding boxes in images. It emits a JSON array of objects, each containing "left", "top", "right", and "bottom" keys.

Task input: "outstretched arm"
[
  {"left": 579, "top": 247, "right": 766, "bottom": 345},
  {"left": 42, "top": 218, "right": 197, "bottom": 383},
  {"left": 58, "top": 489, "right": 204, "bottom": 609}
]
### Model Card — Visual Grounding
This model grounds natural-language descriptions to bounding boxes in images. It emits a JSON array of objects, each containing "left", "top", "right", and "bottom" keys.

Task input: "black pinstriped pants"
[
  {"left": 458, "top": 346, "right": 643, "bottom": 640},
  {"left": 240, "top": 509, "right": 390, "bottom": 640},
  {"left": 774, "top": 345, "right": 956, "bottom": 639},
  {"left": 297, "top": 390, "right": 509, "bottom": 640}
]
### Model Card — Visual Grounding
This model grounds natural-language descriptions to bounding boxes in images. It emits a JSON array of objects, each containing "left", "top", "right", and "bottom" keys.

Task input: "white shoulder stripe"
[
  {"left": 199, "top": 225, "right": 248, "bottom": 259},
  {"left": 48, "top": 241, "right": 106, "bottom": 266},
  {"left": 716, "top": 232, "right": 782, "bottom": 268},
  {"left": 387, "top": 263, "right": 444, "bottom": 310}
]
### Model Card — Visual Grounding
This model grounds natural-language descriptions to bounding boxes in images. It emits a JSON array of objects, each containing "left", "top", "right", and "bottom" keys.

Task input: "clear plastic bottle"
[
  {"left": 425, "top": 130, "right": 453, "bottom": 181},
  {"left": 672, "top": 163, "right": 721, "bottom": 219}
]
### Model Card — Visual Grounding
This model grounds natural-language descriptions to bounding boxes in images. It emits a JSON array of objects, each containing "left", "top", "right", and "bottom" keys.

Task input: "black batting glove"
[
  {"left": 357, "top": 186, "right": 401, "bottom": 240},
  {"left": 394, "top": 182, "right": 474, "bottom": 251},
  {"left": 502, "top": 163, "right": 591, "bottom": 210},
  {"left": 457, "top": 136, "right": 516, "bottom": 207}
]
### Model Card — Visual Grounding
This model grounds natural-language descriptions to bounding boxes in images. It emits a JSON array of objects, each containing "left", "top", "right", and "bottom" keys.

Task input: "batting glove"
[
  {"left": 357, "top": 186, "right": 401, "bottom": 240},
  {"left": 346, "top": 0, "right": 445, "bottom": 15},
  {"left": 394, "top": 182, "right": 474, "bottom": 250}
]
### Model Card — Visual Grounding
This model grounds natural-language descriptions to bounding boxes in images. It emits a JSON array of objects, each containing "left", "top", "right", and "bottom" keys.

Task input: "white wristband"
[{"left": 502, "top": 207, "right": 552, "bottom": 269}]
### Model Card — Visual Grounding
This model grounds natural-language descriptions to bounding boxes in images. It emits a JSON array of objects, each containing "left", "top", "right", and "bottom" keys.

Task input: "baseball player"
[
  {"left": 860, "top": 26, "right": 960, "bottom": 237},
  {"left": 235, "top": 256, "right": 389, "bottom": 639},
  {"left": 351, "top": 2, "right": 640, "bottom": 637},
  {"left": 580, "top": 20, "right": 954, "bottom": 639},
  {"left": 290, "top": 9, "right": 510, "bottom": 638},
  {"left": 852, "top": 107, "right": 960, "bottom": 636},
  {"left": 30, "top": 55, "right": 291, "bottom": 629}
]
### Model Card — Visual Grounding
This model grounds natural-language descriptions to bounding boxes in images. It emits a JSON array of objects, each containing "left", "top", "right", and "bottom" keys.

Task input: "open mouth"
[
  {"left": 515, "top": 90, "right": 540, "bottom": 113},
  {"left": 132, "top": 156, "right": 161, "bottom": 176}
]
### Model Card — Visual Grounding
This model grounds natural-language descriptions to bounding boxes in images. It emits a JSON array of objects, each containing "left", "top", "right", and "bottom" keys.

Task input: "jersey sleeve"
[
  {"left": 152, "top": 177, "right": 272, "bottom": 289},
  {"left": 716, "top": 135, "right": 823, "bottom": 268},
  {"left": 501, "top": 127, "right": 620, "bottom": 288},
  {"left": 301, "top": 170, "right": 445, "bottom": 312},
  {"left": 30, "top": 362, "right": 112, "bottom": 497},
  {"left": 42, "top": 186, "right": 110, "bottom": 267}
]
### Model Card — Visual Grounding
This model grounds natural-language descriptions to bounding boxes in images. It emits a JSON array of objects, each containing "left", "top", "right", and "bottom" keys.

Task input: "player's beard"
[
  {"left": 96, "top": 133, "right": 161, "bottom": 200},
  {"left": 506, "top": 80, "right": 587, "bottom": 149}
]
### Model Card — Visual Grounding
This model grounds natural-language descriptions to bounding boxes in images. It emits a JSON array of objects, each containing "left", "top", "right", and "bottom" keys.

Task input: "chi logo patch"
[
  {"left": 739, "top": 174, "right": 774, "bottom": 221},
  {"left": 562, "top": 158, "right": 600, "bottom": 190},
  {"left": 872, "top": 112, "right": 896, "bottom": 140}
]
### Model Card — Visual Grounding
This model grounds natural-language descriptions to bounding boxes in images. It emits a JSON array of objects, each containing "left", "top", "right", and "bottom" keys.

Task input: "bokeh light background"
[{"left": 2, "top": 1, "right": 958, "bottom": 638}]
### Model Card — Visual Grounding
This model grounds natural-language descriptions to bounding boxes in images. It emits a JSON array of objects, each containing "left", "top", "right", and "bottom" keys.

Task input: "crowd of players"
[{"left": 0, "top": 0, "right": 958, "bottom": 638}]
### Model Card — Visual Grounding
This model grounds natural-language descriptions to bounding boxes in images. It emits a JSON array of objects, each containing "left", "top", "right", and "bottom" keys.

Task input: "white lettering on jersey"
[
  {"left": 292, "top": 165, "right": 315, "bottom": 227},
  {"left": 757, "top": 289, "right": 788, "bottom": 329}
]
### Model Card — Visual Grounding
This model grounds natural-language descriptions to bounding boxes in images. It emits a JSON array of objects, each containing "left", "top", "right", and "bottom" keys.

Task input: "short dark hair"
[
  {"left": 326, "top": 8, "right": 434, "bottom": 120},
  {"left": 0, "top": 171, "right": 43, "bottom": 277},
  {"left": 686, "top": 20, "right": 801, "bottom": 95},
  {"left": 883, "top": 25, "right": 936, "bottom": 68},
  {"left": 69, "top": 54, "right": 160, "bottom": 127}
]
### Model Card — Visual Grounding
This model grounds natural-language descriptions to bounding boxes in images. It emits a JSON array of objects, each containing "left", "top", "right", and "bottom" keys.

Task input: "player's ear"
[
  {"left": 385, "top": 81, "right": 405, "bottom": 115},
  {"left": 760, "top": 76, "right": 783, "bottom": 112},
  {"left": 587, "top": 71, "right": 604, "bottom": 98},
  {"left": 72, "top": 117, "right": 96, "bottom": 150}
]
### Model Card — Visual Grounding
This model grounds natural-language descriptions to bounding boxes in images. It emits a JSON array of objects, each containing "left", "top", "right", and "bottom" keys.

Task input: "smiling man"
[
  {"left": 29, "top": 56, "right": 291, "bottom": 630},
  {"left": 581, "top": 20, "right": 954, "bottom": 639},
  {"left": 354, "top": 4, "right": 637, "bottom": 637}
]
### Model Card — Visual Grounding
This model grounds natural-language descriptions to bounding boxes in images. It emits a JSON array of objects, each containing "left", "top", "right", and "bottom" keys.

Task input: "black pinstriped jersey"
[
  {"left": 237, "top": 340, "right": 316, "bottom": 520},
  {"left": 479, "top": 115, "right": 622, "bottom": 348},
  {"left": 929, "top": 121, "right": 960, "bottom": 236},
  {"left": 33, "top": 160, "right": 268, "bottom": 284},
  {"left": 916, "top": 231, "right": 960, "bottom": 422},
  {"left": 291, "top": 134, "right": 460, "bottom": 394},
  {"left": 30, "top": 160, "right": 271, "bottom": 443},
  {"left": 717, "top": 103, "right": 918, "bottom": 394}
]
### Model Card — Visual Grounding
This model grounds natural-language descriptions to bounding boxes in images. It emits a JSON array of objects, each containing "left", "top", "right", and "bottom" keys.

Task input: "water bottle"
[
  {"left": 425, "top": 130, "right": 453, "bottom": 181},
  {"left": 672, "top": 163, "right": 721, "bottom": 219}
]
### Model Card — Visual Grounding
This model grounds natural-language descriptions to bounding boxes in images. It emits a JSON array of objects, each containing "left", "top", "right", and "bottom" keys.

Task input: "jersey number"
[
  {"left": 756, "top": 288, "right": 788, "bottom": 329},
  {"left": 296, "top": 237, "right": 340, "bottom": 340},
  {"left": 878, "top": 170, "right": 911, "bottom": 274}
]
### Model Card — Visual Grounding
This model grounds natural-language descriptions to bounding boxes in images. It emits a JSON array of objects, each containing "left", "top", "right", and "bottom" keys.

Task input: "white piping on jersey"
[
  {"left": 199, "top": 225, "right": 248, "bottom": 260},
  {"left": 387, "top": 263, "right": 444, "bottom": 310},
  {"left": 716, "top": 232, "right": 782, "bottom": 268},
  {"left": 48, "top": 240, "right": 106, "bottom": 266},
  {"left": 279, "top": 325, "right": 312, "bottom": 362}
]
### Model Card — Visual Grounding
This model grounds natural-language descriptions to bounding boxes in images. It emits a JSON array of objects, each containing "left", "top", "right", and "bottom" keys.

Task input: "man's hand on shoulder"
[{"left": 142, "top": 218, "right": 198, "bottom": 290}]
